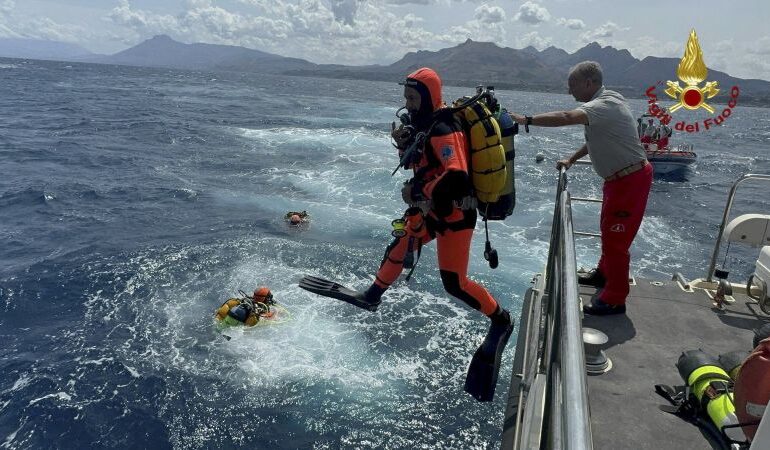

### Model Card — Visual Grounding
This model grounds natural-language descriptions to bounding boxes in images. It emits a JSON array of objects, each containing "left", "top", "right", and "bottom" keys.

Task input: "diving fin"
[
  {"left": 298, "top": 275, "right": 381, "bottom": 312},
  {"left": 464, "top": 311, "right": 514, "bottom": 402}
]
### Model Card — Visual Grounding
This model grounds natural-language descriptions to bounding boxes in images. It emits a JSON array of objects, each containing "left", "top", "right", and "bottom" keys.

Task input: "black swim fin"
[
  {"left": 464, "top": 311, "right": 514, "bottom": 402},
  {"left": 298, "top": 275, "right": 381, "bottom": 312}
]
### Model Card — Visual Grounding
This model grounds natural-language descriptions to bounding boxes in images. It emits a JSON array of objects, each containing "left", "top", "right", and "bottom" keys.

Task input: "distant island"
[{"left": 3, "top": 35, "right": 769, "bottom": 107}]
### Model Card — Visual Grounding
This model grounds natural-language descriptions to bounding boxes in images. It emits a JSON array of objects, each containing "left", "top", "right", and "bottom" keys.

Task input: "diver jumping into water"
[{"left": 299, "top": 68, "right": 514, "bottom": 402}]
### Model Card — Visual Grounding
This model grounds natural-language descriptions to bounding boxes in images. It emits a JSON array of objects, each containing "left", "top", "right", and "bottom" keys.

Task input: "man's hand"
[
  {"left": 391, "top": 122, "right": 412, "bottom": 149},
  {"left": 556, "top": 158, "right": 573, "bottom": 170},
  {"left": 509, "top": 113, "right": 527, "bottom": 125}
]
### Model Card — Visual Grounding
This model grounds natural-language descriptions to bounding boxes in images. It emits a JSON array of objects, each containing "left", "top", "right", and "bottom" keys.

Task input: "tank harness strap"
[{"left": 655, "top": 384, "right": 692, "bottom": 415}]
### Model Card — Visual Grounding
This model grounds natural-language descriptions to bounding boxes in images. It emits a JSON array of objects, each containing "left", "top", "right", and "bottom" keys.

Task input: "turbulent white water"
[{"left": 1, "top": 58, "right": 769, "bottom": 449}]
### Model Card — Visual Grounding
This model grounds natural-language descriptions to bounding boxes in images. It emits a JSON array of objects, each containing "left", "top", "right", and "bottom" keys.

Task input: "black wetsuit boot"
[
  {"left": 464, "top": 306, "right": 514, "bottom": 402},
  {"left": 481, "top": 307, "right": 514, "bottom": 355},
  {"left": 362, "top": 284, "right": 386, "bottom": 305}
]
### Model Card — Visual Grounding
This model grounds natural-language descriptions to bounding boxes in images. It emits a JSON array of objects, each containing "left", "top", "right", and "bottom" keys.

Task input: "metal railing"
[
  {"left": 571, "top": 160, "right": 602, "bottom": 239},
  {"left": 513, "top": 168, "right": 593, "bottom": 450},
  {"left": 706, "top": 174, "right": 770, "bottom": 282}
]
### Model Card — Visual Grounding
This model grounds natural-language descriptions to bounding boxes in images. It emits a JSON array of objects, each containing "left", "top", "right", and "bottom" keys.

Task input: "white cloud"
[
  {"left": 383, "top": 0, "right": 434, "bottom": 3},
  {"left": 0, "top": 0, "right": 88, "bottom": 43},
  {"left": 580, "top": 21, "right": 628, "bottom": 42},
  {"left": 108, "top": 0, "right": 179, "bottom": 35},
  {"left": 23, "top": 17, "right": 86, "bottom": 43},
  {"left": 384, "top": 0, "right": 483, "bottom": 4},
  {"left": 514, "top": 1, "right": 550, "bottom": 25},
  {"left": 474, "top": 4, "right": 505, "bottom": 23},
  {"left": 746, "top": 36, "right": 770, "bottom": 55},
  {"left": 706, "top": 37, "right": 770, "bottom": 80},
  {"left": 450, "top": 4, "right": 506, "bottom": 42},
  {"left": 183, "top": 0, "right": 211, "bottom": 8},
  {"left": 106, "top": 0, "right": 461, "bottom": 65},
  {"left": 556, "top": 17, "right": 585, "bottom": 30},
  {"left": 623, "top": 36, "right": 680, "bottom": 59},
  {"left": 330, "top": 0, "right": 359, "bottom": 25},
  {"left": 0, "top": 0, "right": 13, "bottom": 14}
]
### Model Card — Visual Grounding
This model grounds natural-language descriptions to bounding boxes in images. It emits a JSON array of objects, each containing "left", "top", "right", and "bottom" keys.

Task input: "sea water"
[{"left": 1, "top": 58, "right": 769, "bottom": 449}]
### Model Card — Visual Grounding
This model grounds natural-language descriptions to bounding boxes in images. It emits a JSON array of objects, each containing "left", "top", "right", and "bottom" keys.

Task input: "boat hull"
[{"left": 646, "top": 150, "right": 697, "bottom": 176}]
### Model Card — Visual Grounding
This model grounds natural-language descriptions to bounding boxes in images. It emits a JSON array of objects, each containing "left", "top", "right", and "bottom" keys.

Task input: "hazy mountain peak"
[
  {"left": 583, "top": 42, "right": 602, "bottom": 51},
  {"left": 0, "top": 37, "right": 93, "bottom": 61}
]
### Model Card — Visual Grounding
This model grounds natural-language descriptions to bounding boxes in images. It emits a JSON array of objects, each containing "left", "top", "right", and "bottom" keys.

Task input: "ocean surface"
[{"left": 1, "top": 58, "right": 769, "bottom": 449}]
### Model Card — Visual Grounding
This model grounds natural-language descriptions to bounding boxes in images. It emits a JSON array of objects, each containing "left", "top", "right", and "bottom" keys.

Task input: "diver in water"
[
  {"left": 299, "top": 67, "right": 513, "bottom": 402},
  {"left": 285, "top": 210, "right": 309, "bottom": 226},
  {"left": 215, "top": 287, "right": 275, "bottom": 327}
]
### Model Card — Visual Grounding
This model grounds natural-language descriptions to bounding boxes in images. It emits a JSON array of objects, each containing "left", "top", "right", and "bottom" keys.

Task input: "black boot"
[
  {"left": 361, "top": 284, "right": 385, "bottom": 308},
  {"left": 481, "top": 307, "right": 514, "bottom": 355},
  {"left": 578, "top": 268, "right": 606, "bottom": 288},
  {"left": 464, "top": 306, "right": 515, "bottom": 402}
]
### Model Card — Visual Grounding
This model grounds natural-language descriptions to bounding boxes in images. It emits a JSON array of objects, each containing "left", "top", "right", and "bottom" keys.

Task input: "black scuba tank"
[{"left": 227, "top": 304, "right": 251, "bottom": 323}]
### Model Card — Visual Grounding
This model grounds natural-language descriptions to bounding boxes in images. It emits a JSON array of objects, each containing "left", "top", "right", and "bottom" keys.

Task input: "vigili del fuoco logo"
[{"left": 644, "top": 29, "right": 739, "bottom": 133}]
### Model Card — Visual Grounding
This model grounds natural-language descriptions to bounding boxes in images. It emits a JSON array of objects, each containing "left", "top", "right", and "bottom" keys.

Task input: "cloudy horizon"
[{"left": 2, "top": 0, "right": 769, "bottom": 81}]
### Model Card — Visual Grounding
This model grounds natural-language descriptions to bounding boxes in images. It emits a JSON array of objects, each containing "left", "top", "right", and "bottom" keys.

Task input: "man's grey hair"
[{"left": 568, "top": 61, "right": 603, "bottom": 85}]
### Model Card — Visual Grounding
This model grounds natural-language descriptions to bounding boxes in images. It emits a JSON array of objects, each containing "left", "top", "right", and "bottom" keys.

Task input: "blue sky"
[{"left": 2, "top": 0, "right": 769, "bottom": 80}]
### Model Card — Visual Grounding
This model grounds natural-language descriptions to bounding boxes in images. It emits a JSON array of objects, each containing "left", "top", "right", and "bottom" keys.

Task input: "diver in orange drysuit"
[
  {"left": 371, "top": 68, "right": 510, "bottom": 322},
  {"left": 299, "top": 68, "right": 513, "bottom": 401}
]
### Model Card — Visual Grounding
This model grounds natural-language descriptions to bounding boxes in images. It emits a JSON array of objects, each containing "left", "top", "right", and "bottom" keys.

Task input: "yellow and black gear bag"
[{"left": 452, "top": 95, "right": 516, "bottom": 220}]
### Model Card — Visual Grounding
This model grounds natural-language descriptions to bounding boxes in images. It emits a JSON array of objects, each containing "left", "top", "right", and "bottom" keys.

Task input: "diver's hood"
[{"left": 402, "top": 67, "right": 443, "bottom": 124}]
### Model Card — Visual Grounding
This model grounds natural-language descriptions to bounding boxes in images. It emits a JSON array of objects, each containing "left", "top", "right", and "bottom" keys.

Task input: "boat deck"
[
  {"left": 501, "top": 276, "right": 769, "bottom": 450},
  {"left": 580, "top": 278, "right": 768, "bottom": 450}
]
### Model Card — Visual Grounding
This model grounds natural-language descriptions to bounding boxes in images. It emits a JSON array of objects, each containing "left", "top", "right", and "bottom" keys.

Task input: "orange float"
[{"left": 734, "top": 338, "right": 770, "bottom": 441}]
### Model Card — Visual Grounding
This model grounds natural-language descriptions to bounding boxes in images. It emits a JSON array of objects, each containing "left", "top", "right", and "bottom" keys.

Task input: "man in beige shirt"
[{"left": 510, "top": 61, "right": 653, "bottom": 315}]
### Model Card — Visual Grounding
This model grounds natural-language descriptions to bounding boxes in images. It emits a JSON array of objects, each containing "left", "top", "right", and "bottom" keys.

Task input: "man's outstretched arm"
[{"left": 510, "top": 110, "right": 589, "bottom": 127}]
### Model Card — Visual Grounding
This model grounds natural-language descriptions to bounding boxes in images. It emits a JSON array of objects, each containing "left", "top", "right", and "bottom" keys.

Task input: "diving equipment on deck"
[{"left": 675, "top": 350, "right": 744, "bottom": 443}]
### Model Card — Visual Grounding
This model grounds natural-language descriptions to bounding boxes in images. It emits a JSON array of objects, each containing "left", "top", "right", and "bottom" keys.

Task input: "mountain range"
[
  {"left": 0, "top": 38, "right": 93, "bottom": 61},
  {"left": 2, "top": 35, "right": 769, "bottom": 105}
]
